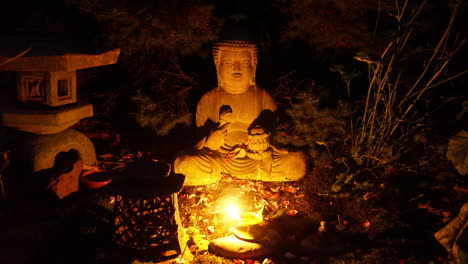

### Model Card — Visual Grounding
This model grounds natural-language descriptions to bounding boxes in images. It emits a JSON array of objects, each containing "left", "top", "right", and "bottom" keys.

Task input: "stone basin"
[{"left": 209, "top": 229, "right": 280, "bottom": 259}]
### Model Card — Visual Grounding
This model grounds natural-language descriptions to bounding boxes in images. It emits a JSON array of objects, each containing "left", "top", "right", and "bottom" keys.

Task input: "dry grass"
[{"left": 351, "top": 0, "right": 467, "bottom": 168}]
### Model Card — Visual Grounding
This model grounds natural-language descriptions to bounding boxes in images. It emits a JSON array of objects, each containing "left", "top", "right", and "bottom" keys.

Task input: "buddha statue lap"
[{"left": 174, "top": 40, "right": 307, "bottom": 186}]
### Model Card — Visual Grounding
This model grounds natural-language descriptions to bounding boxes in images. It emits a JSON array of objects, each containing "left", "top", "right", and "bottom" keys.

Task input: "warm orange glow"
[{"left": 224, "top": 203, "right": 242, "bottom": 221}]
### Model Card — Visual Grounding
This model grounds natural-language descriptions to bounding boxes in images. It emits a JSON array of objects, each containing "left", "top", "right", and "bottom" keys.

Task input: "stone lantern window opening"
[
  {"left": 17, "top": 70, "right": 77, "bottom": 107},
  {"left": 24, "top": 76, "right": 45, "bottom": 101},
  {"left": 57, "top": 79, "right": 70, "bottom": 98}
]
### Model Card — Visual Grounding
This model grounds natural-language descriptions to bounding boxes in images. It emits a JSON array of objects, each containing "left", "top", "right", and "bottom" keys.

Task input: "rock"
[
  {"left": 436, "top": 202, "right": 468, "bottom": 264},
  {"left": 45, "top": 150, "right": 83, "bottom": 199},
  {"left": 209, "top": 229, "right": 280, "bottom": 259},
  {"left": 47, "top": 159, "right": 82, "bottom": 199},
  {"left": 300, "top": 232, "right": 344, "bottom": 256},
  {"left": 33, "top": 149, "right": 83, "bottom": 199},
  {"left": 453, "top": 222, "right": 468, "bottom": 264}
]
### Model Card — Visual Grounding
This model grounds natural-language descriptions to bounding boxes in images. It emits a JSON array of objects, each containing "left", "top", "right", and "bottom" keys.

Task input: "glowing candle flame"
[{"left": 224, "top": 204, "right": 241, "bottom": 220}]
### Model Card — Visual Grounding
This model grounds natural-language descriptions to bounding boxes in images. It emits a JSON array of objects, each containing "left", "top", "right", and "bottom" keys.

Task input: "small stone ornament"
[
  {"left": 318, "top": 221, "right": 326, "bottom": 232},
  {"left": 335, "top": 215, "right": 345, "bottom": 231}
]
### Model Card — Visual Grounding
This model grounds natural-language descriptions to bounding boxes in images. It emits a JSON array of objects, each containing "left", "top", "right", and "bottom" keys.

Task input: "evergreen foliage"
[
  {"left": 272, "top": 80, "right": 351, "bottom": 166},
  {"left": 72, "top": 0, "right": 223, "bottom": 135},
  {"left": 73, "top": 0, "right": 222, "bottom": 58},
  {"left": 279, "top": 0, "right": 394, "bottom": 54},
  {"left": 133, "top": 94, "right": 192, "bottom": 136}
]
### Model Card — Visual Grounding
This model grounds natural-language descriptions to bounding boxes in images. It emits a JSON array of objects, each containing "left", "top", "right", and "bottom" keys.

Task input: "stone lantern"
[{"left": 0, "top": 36, "right": 119, "bottom": 196}]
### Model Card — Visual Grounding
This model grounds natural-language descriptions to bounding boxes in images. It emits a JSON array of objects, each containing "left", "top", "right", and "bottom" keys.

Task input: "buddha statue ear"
[
  {"left": 249, "top": 60, "right": 257, "bottom": 86},
  {"left": 213, "top": 45, "right": 223, "bottom": 88},
  {"left": 249, "top": 76, "right": 256, "bottom": 86},
  {"left": 214, "top": 57, "right": 223, "bottom": 87},
  {"left": 215, "top": 66, "right": 224, "bottom": 88}
]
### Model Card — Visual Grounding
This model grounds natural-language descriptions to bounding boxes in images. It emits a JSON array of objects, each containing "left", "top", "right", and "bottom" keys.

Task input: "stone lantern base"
[{"left": 10, "top": 128, "right": 97, "bottom": 174}]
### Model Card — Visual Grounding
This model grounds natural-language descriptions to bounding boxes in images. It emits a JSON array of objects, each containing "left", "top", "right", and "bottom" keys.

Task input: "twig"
[{"left": 0, "top": 46, "right": 31, "bottom": 66}]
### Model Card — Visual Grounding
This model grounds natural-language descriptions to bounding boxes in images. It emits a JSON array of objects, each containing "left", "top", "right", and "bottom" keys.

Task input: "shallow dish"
[{"left": 81, "top": 170, "right": 112, "bottom": 189}]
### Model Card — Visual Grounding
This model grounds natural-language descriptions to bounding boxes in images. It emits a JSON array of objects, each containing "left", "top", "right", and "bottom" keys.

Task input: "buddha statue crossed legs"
[{"left": 175, "top": 41, "right": 307, "bottom": 186}]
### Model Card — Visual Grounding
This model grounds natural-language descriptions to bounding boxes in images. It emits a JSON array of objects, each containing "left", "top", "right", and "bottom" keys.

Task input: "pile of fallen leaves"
[{"left": 178, "top": 174, "right": 316, "bottom": 256}]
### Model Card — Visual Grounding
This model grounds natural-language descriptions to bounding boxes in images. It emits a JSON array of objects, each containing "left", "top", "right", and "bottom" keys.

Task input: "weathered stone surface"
[
  {"left": 0, "top": 37, "right": 120, "bottom": 71},
  {"left": 12, "top": 128, "right": 97, "bottom": 173},
  {"left": 1, "top": 103, "right": 93, "bottom": 134},
  {"left": 175, "top": 40, "right": 307, "bottom": 185},
  {"left": 209, "top": 229, "right": 280, "bottom": 259}
]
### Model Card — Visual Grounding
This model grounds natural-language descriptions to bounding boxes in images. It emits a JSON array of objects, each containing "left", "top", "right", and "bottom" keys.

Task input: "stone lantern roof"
[
  {"left": 0, "top": 36, "right": 120, "bottom": 134},
  {"left": 0, "top": 36, "right": 119, "bottom": 72}
]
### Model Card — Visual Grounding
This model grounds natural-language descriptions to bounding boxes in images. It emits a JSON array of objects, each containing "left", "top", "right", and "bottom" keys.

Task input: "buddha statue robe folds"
[{"left": 175, "top": 40, "right": 307, "bottom": 186}]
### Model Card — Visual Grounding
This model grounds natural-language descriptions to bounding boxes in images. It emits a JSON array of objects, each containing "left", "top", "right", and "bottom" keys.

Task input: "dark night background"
[
  {"left": 0, "top": 0, "right": 465, "bottom": 121},
  {"left": 0, "top": 0, "right": 467, "bottom": 264}
]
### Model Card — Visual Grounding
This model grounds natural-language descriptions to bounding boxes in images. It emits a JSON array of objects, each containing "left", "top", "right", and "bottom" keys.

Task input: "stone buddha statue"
[{"left": 174, "top": 40, "right": 306, "bottom": 185}]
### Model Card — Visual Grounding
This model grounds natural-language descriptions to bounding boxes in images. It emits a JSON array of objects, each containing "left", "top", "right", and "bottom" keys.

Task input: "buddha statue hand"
[
  {"left": 246, "top": 148, "right": 272, "bottom": 161},
  {"left": 204, "top": 122, "right": 231, "bottom": 150},
  {"left": 247, "top": 126, "right": 270, "bottom": 153},
  {"left": 219, "top": 105, "right": 233, "bottom": 125}
]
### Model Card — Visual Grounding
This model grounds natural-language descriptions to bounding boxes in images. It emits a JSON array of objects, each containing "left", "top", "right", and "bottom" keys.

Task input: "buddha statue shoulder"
[{"left": 175, "top": 40, "right": 307, "bottom": 186}]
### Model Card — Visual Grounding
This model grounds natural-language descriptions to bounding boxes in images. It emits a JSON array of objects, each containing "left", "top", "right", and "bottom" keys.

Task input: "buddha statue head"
[{"left": 213, "top": 40, "right": 257, "bottom": 94}]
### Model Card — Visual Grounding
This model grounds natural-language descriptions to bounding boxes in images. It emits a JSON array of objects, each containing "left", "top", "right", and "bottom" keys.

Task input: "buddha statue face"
[{"left": 213, "top": 41, "right": 257, "bottom": 94}]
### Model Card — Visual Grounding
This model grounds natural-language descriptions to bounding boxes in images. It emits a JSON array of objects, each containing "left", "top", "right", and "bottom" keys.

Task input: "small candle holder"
[{"left": 233, "top": 212, "right": 265, "bottom": 241}]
